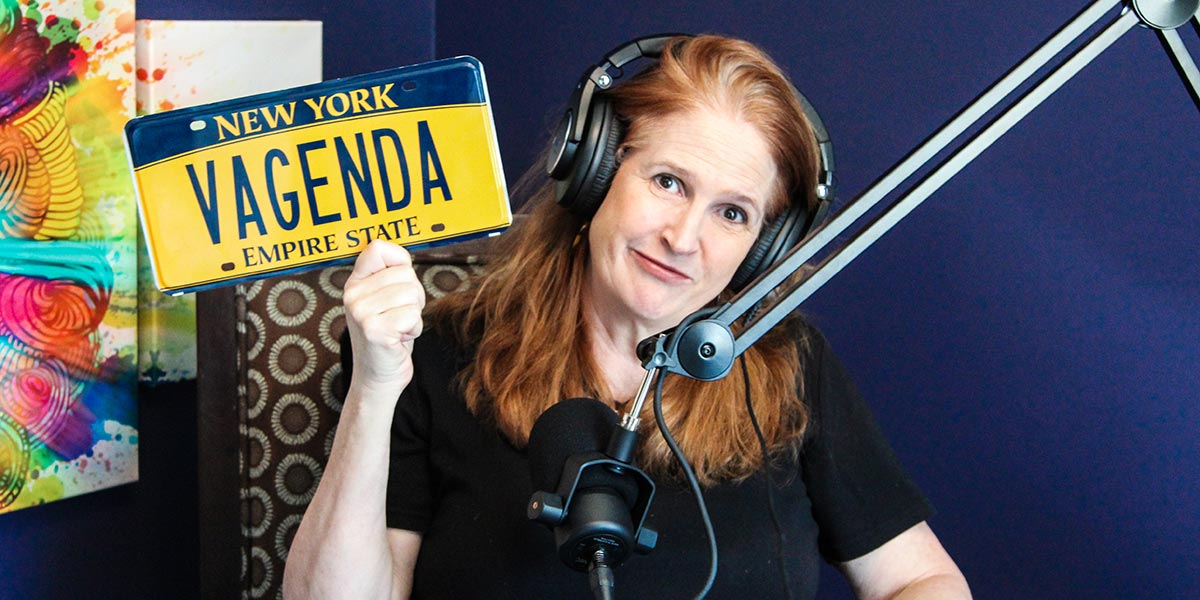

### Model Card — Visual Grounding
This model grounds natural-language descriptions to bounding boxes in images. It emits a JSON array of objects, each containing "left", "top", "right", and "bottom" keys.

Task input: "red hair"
[{"left": 427, "top": 35, "right": 819, "bottom": 485}]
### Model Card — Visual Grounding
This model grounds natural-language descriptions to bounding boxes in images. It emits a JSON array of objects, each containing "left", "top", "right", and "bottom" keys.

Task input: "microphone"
[{"left": 527, "top": 397, "right": 658, "bottom": 599}]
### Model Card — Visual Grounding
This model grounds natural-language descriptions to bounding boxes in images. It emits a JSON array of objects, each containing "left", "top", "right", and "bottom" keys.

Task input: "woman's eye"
[
  {"left": 722, "top": 206, "right": 748, "bottom": 224},
  {"left": 654, "top": 174, "right": 680, "bottom": 193}
]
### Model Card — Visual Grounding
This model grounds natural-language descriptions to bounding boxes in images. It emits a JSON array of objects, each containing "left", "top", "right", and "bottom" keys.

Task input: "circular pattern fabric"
[
  {"left": 319, "top": 363, "right": 343, "bottom": 414},
  {"left": 237, "top": 268, "right": 349, "bottom": 598},
  {"left": 248, "top": 546, "right": 273, "bottom": 598},
  {"left": 245, "top": 369, "right": 268, "bottom": 420},
  {"left": 242, "top": 486, "right": 274, "bottom": 539},
  {"left": 270, "top": 393, "right": 320, "bottom": 446},
  {"left": 245, "top": 427, "right": 271, "bottom": 479},
  {"left": 265, "top": 281, "right": 318, "bottom": 328},
  {"left": 274, "top": 513, "right": 303, "bottom": 563},
  {"left": 316, "top": 306, "right": 344, "bottom": 355},
  {"left": 274, "top": 453, "right": 322, "bottom": 507},
  {"left": 244, "top": 312, "right": 266, "bottom": 361},
  {"left": 237, "top": 255, "right": 489, "bottom": 598},
  {"left": 267, "top": 335, "right": 317, "bottom": 386}
]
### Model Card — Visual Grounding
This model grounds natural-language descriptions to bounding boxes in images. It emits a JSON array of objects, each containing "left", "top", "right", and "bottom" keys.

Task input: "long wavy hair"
[{"left": 427, "top": 35, "right": 821, "bottom": 485}]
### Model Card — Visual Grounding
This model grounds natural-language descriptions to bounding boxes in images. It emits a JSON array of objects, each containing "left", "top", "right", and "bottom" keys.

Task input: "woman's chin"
[{"left": 623, "top": 296, "right": 695, "bottom": 329}]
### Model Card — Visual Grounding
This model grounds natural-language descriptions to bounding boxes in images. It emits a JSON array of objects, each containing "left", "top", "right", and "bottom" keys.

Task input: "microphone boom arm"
[{"left": 640, "top": 0, "right": 1200, "bottom": 381}]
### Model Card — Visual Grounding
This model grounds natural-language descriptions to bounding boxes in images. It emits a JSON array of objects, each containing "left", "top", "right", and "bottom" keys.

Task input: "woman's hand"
[
  {"left": 285, "top": 239, "right": 426, "bottom": 600},
  {"left": 342, "top": 240, "right": 427, "bottom": 400}
]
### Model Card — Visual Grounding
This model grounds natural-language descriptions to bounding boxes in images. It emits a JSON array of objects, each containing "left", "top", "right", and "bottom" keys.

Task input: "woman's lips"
[{"left": 631, "top": 249, "right": 691, "bottom": 282}]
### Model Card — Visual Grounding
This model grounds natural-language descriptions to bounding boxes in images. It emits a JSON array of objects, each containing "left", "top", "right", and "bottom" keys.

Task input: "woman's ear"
[{"left": 614, "top": 144, "right": 631, "bottom": 166}]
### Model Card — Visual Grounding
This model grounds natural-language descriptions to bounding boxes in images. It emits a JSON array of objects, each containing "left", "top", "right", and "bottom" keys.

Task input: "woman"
[{"left": 284, "top": 35, "right": 971, "bottom": 599}]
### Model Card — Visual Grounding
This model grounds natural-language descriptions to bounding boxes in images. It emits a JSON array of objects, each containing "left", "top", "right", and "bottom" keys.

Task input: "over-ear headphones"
[{"left": 545, "top": 34, "right": 836, "bottom": 291}]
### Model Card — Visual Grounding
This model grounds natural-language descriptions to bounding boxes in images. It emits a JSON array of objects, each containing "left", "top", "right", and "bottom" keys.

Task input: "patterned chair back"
[{"left": 225, "top": 233, "right": 501, "bottom": 598}]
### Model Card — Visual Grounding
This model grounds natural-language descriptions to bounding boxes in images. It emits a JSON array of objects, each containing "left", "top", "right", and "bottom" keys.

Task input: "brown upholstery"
[{"left": 233, "top": 235, "right": 500, "bottom": 598}]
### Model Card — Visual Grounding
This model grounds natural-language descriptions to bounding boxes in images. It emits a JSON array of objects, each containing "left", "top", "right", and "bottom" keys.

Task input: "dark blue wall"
[
  {"left": 437, "top": 1, "right": 1199, "bottom": 598},
  {"left": 6, "top": 2, "right": 1197, "bottom": 598},
  {"left": 439, "top": 1, "right": 1200, "bottom": 600}
]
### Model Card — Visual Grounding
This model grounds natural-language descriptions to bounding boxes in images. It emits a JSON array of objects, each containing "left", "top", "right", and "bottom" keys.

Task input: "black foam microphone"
[
  {"left": 528, "top": 398, "right": 621, "bottom": 499},
  {"left": 527, "top": 397, "right": 658, "bottom": 599}
]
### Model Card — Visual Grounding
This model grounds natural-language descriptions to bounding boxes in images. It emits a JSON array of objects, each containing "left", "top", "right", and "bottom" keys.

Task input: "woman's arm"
[
  {"left": 837, "top": 521, "right": 971, "bottom": 600},
  {"left": 282, "top": 241, "right": 427, "bottom": 599}
]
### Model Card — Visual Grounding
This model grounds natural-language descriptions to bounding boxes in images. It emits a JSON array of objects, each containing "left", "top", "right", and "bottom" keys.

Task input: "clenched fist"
[{"left": 342, "top": 240, "right": 427, "bottom": 400}]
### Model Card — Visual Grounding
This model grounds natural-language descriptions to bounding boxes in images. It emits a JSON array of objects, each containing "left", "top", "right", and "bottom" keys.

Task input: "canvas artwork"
[
  {"left": 0, "top": 0, "right": 139, "bottom": 513},
  {"left": 134, "top": 19, "right": 322, "bottom": 384}
]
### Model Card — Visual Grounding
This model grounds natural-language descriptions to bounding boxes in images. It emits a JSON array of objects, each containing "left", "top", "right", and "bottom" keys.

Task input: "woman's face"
[{"left": 585, "top": 107, "right": 778, "bottom": 333}]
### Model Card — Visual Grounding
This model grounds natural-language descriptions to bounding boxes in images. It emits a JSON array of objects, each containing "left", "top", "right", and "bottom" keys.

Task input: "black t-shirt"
[{"left": 344, "top": 322, "right": 932, "bottom": 599}]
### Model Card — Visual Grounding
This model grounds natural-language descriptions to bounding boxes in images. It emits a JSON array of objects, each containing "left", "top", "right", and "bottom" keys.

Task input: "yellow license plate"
[{"left": 125, "top": 56, "right": 510, "bottom": 295}]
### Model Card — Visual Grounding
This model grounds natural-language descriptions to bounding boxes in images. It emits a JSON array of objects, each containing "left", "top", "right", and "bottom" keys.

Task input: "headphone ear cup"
[
  {"left": 729, "top": 202, "right": 807, "bottom": 292},
  {"left": 556, "top": 96, "right": 625, "bottom": 218},
  {"left": 730, "top": 213, "right": 785, "bottom": 292}
]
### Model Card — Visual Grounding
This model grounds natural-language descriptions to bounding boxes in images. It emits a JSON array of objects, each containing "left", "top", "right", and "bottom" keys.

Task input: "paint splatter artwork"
[{"left": 0, "top": 0, "right": 138, "bottom": 513}]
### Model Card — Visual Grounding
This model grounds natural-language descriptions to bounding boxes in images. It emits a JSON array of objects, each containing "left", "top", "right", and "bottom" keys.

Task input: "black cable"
[
  {"left": 740, "top": 356, "right": 794, "bottom": 600},
  {"left": 652, "top": 371, "right": 718, "bottom": 599}
]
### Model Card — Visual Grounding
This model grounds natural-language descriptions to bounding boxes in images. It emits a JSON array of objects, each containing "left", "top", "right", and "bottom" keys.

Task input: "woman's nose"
[{"left": 660, "top": 202, "right": 705, "bottom": 255}]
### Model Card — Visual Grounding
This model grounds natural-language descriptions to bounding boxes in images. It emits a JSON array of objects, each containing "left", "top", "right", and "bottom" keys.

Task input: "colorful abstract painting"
[{"left": 0, "top": 0, "right": 138, "bottom": 513}]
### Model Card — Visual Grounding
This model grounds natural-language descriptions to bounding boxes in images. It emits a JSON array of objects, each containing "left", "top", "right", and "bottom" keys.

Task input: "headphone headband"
[{"left": 564, "top": 35, "right": 680, "bottom": 149}]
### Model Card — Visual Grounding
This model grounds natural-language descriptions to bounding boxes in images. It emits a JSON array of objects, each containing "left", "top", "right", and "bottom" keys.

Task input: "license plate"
[{"left": 125, "top": 56, "right": 510, "bottom": 295}]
